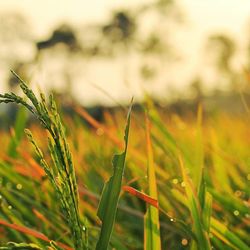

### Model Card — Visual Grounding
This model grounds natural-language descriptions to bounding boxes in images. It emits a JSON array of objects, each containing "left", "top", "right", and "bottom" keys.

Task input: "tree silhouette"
[
  {"left": 102, "top": 11, "right": 136, "bottom": 44},
  {"left": 36, "top": 24, "right": 79, "bottom": 51},
  {"left": 207, "top": 34, "right": 235, "bottom": 73}
]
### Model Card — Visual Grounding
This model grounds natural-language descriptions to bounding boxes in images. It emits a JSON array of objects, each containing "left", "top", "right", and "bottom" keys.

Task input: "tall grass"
[
  {"left": 0, "top": 72, "right": 249, "bottom": 249},
  {"left": 1, "top": 72, "right": 87, "bottom": 249},
  {"left": 144, "top": 111, "right": 161, "bottom": 250}
]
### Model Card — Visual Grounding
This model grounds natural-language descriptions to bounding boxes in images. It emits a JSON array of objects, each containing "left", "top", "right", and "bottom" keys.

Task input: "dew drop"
[
  {"left": 82, "top": 226, "right": 86, "bottom": 231},
  {"left": 8, "top": 205, "right": 12, "bottom": 210},
  {"left": 170, "top": 218, "right": 176, "bottom": 222},
  {"left": 181, "top": 182, "right": 186, "bottom": 187},
  {"left": 16, "top": 184, "right": 22, "bottom": 190},
  {"left": 181, "top": 238, "right": 188, "bottom": 246},
  {"left": 172, "top": 179, "right": 178, "bottom": 184},
  {"left": 233, "top": 210, "right": 239, "bottom": 216}
]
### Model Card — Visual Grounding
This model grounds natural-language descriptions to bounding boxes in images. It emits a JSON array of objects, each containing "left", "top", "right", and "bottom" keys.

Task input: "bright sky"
[
  {"left": 1, "top": 0, "right": 250, "bottom": 104},
  {"left": 0, "top": 0, "right": 144, "bottom": 37},
  {"left": 182, "top": 0, "right": 250, "bottom": 46},
  {"left": 1, "top": 0, "right": 250, "bottom": 37}
]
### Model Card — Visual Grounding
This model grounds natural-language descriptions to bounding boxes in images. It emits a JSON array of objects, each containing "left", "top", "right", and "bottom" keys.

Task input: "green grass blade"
[
  {"left": 210, "top": 130, "right": 231, "bottom": 193},
  {"left": 0, "top": 72, "right": 87, "bottom": 249},
  {"left": 95, "top": 104, "right": 132, "bottom": 250},
  {"left": 194, "top": 105, "right": 204, "bottom": 196},
  {"left": 148, "top": 106, "right": 177, "bottom": 153},
  {"left": 179, "top": 155, "right": 211, "bottom": 250},
  {"left": 144, "top": 113, "right": 161, "bottom": 250},
  {"left": 0, "top": 242, "right": 42, "bottom": 249},
  {"left": 211, "top": 218, "right": 249, "bottom": 250},
  {"left": 202, "top": 190, "right": 212, "bottom": 233}
]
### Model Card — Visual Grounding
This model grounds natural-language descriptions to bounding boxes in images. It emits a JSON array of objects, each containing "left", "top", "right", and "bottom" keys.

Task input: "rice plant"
[
  {"left": 0, "top": 71, "right": 88, "bottom": 249},
  {"left": 0, "top": 71, "right": 249, "bottom": 250}
]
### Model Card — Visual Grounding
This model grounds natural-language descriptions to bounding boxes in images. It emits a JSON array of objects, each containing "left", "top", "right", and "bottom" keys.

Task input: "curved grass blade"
[
  {"left": 95, "top": 104, "right": 132, "bottom": 250},
  {"left": 0, "top": 242, "right": 42, "bottom": 250},
  {"left": 0, "top": 219, "right": 73, "bottom": 250},
  {"left": 211, "top": 218, "right": 250, "bottom": 250}
]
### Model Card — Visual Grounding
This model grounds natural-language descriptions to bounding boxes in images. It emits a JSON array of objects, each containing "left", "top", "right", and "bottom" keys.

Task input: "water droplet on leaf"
[
  {"left": 233, "top": 210, "right": 239, "bottom": 216},
  {"left": 181, "top": 238, "right": 188, "bottom": 246},
  {"left": 16, "top": 184, "right": 22, "bottom": 190},
  {"left": 172, "top": 178, "right": 178, "bottom": 184}
]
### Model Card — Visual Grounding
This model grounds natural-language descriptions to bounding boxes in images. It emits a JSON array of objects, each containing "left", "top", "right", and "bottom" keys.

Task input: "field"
[{"left": 0, "top": 77, "right": 249, "bottom": 249}]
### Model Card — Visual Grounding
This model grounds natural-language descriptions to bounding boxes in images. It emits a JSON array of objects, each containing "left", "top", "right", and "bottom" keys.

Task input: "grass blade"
[
  {"left": 144, "top": 112, "right": 161, "bottom": 250},
  {"left": 203, "top": 190, "right": 212, "bottom": 233},
  {"left": 95, "top": 104, "right": 132, "bottom": 250},
  {"left": 179, "top": 155, "right": 211, "bottom": 250},
  {"left": 0, "top": 219, "right": 73, "bottom": 250},
  {"left": 0, "top": 242, "right": 42, "bottom": 250},
  {"left": 123, "top": 186, "right": 158, "bottom": 208},
  {"left": 194, "top": 104, "right": 204, "bottom": 196},
  {"left": 211, "top": 218, "right": 250, "bottom": 250}
]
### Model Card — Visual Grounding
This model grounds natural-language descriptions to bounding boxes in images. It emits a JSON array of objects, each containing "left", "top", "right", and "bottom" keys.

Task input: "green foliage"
[
  {"left": 0, "top": 72, "right": 249, "bottom": 250},
  {"left": 0, "top": 242, "right": 42, "bottom": 250},
  {"left": 96, "top": 104, "right": 131, "bottom": 250},
  {"left": 0, "top": 71, "right": 87, "bottom": 250},
  {"left": 144, "top": 113, "right": 161, "bottom": 250}
]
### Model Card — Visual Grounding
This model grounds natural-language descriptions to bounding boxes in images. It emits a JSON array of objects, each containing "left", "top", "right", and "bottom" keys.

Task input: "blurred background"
[
  {"left": 1, "top": 2, "right": 250, "bottom": 249},
  {"left": 1, "top": 0, "right": 250, "bottom": 111}
]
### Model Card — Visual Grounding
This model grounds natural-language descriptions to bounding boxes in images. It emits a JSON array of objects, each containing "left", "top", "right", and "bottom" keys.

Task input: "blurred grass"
[{"left": 0, "top": 80, "right": 250, "bottom": 249}]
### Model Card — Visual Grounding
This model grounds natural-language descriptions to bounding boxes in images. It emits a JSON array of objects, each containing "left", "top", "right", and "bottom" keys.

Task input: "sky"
[
  {"left": 0, "top": 0, "right": 144, "bottom": 37},
  {"left": 1, "top": 0, "right": 250, "bottom": 37},
  {"left": 1, "top": 0, "right": 250, "bottom": 104}
]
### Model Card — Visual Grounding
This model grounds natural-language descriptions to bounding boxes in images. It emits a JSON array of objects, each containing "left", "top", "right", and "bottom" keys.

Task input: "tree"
[{"left": 204, "top": 33, "right": 240, "bottom": 91}]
